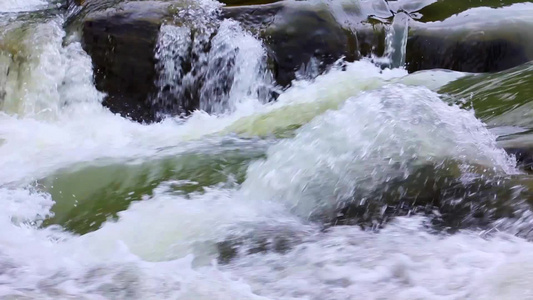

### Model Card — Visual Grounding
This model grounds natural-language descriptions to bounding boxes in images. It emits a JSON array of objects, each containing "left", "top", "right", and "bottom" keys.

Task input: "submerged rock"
[
  {"left": 217, "top": 224, "right": 305, "bottom": 264},
  {"left": 406, "top": 3, "right": 533, "bottom": 73},
  {"left": 333, "top": 162, "right": 531, "bottom": 234}
]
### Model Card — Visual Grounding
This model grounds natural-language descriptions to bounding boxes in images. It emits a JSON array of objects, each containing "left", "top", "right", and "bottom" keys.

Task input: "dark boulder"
[
  {"left": 262, "top": 6, "right": 360, "bottom": 87},
  {"left": 407, "top": 35, "right": 528, "bottom": 73},
  {"left": 81, "top": 1, "right": 174, "bottom": 122}
]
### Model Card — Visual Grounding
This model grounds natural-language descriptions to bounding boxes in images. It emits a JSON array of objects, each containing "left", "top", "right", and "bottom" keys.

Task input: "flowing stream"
[{"left": 2, "top": 0, "right": 533, "bottom": 299}]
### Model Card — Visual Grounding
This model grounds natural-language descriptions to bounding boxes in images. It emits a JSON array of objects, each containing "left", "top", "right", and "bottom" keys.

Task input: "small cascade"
[
  {"left": 154, "top": 24, "right": 196, "bottom": 116},
  {"left": 382, "top": 12, "right": 410, "bottom": 68},
  {"left": 153, "top": 2, "right": 271, "bottom": 117},
  {"left": 198, "top": 20, "right": 271, "bottom": 114},
  {"left": 0, "top": 17, "right": 102, "bottom": 119}
]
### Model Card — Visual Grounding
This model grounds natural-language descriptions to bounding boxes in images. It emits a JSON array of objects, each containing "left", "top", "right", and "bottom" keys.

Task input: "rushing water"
[{"left": 2, "top": 0, "right": 533, "bottom": 299}]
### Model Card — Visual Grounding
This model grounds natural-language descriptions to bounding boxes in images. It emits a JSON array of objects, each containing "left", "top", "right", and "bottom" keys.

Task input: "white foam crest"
[
  {"left": 241, "top": 84, "right": 516, "bottom": 218},
  {"left": 0, "top": 183, "right": 286, "bottom": 299},
  {"left": 0, "top": 187, "right": 54, "bottom": 227},
  {"left": 224, "top": 60, "right": 409, "bottom": 136},
  {"left": 69, "top": 183, "right": 291, "bottom": 263},
  {"left": 0, "top": 110, "right": 242, "bottom": 185},
  {"left": 3, "top": 182, "right": 533, "bottom": 299},
  {"left": 224, "top": 59, "right": 464, "bottom": 138}
]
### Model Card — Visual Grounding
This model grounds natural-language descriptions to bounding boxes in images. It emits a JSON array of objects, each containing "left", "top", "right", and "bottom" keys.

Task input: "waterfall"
[
  {"left": 153, "top": 3, "right": 271, "bottom": 117},
  {"left": 383, "top": 12, "right": 410, "bottom": 68}
]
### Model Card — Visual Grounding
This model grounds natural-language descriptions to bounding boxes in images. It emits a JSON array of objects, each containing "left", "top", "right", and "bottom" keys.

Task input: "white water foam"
[
  {"left": 224, "top": 216, "right": 533, "bottom": 300},
  {"left": 0, "top": 182, "right": 301, "bottom": 299},
  {"left": 0, "top": 17, "right": 104, "bottom": 119},
  {"left": 3, "top": 183, "right": 533, "bottom": 299}
]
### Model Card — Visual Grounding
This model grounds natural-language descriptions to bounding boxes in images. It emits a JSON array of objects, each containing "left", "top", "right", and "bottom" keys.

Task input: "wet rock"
[
  {"left": 224, "top": 2, "right": 389, "bottom": 87},
  {"left": 414, "top": 0, "right": 531, "bottom": 22},
  {"left": 81, "top": 1, "right": 174, "bottom": 122},
  {"left": 217, "top": 224, "right": 306, "bottom": 264},
  {"left": 75, "top": 0, "right": 533, "bottom": 122},
  {"left": 333, "top": 162, "right": 530, "bottom": 233},
  {"left": 407, "top": 35, "right": 528, "bottom": 73},
  {"left": 406, "top": 3, "right": 533, "bottom": 73},
  {"left": 263, "top": 7, "right": 358, "bottom": 87},
  {"left": 220, "top": 3, "right": 282, "bottom": 32}
]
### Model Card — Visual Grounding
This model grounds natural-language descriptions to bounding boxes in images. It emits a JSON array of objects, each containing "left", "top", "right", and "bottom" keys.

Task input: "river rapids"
[{"left": 2, "top": 0, "right": 533, "bottom": 299}]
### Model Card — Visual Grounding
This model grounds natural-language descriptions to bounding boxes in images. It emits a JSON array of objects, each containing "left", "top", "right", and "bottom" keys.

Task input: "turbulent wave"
[{"left": 241, "top": 84, "right": 516, "bottom": 223}]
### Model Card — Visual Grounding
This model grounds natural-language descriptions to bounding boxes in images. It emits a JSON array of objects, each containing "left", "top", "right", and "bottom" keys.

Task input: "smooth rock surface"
[{"left": 406, "top": 3, "right": 533, "bottom": 73}]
